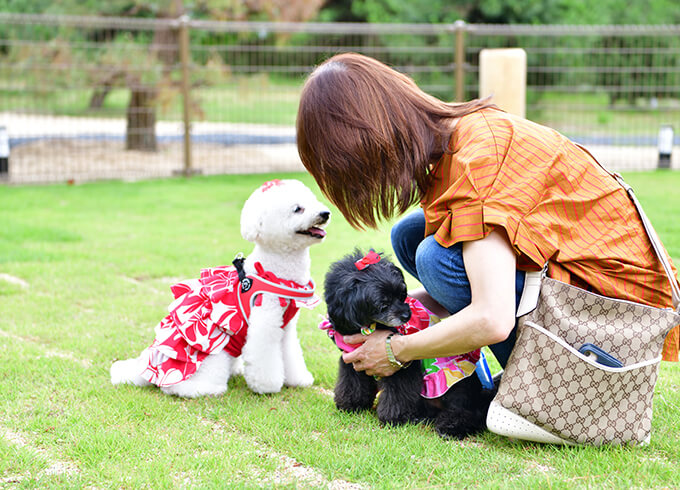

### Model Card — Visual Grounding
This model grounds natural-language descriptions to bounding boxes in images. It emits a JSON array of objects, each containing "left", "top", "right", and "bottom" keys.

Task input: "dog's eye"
[{"left": 293, "top": 205, "right": 304, "bottom": 214}]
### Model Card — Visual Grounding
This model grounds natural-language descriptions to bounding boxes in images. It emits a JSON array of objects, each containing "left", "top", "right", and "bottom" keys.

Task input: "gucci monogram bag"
[{"left": 487, "top": 173, "right": 680, "bottom": 446}]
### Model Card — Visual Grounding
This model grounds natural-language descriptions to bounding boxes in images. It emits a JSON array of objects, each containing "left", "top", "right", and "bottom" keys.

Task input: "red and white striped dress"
[{"left": 422, "top": 107, "right": 679, "bottom": 361}]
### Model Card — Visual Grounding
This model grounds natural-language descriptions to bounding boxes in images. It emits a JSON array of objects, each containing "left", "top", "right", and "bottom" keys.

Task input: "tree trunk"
[
  {"left": 89, "top": 70, "right": 125, "bottom": 109},
  {"left": 126, "top": 85, "right": 157, "bottom": 152}
]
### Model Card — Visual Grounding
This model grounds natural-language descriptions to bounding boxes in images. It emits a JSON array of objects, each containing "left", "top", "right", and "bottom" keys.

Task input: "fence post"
[
  {"left": 177, "top": 14, "right": 194, "bottom": 176},
  {"left": 479, "top": 48, "right": 527, "bottom": 118},
  {"left": 454, "top": 20, "right": 466, "bottom": 102}
]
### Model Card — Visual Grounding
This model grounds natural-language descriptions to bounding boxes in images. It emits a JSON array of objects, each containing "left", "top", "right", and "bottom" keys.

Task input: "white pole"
[
  {"left": 658, "top": 125, "right": 674, "bottom": 169},
  {"left": 0, "top": 126, "right": 9, "bottom": 177},
  {"left": 479, "top": 48, "right": 527, "bottom": 118}
]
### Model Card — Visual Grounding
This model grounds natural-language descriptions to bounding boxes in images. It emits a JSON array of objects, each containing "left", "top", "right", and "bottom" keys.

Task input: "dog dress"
[
  {"left": 140, "top": 260, "right": 319, "bottom": 387},
  {"left": 319, "top": 296, "right": 487, "bottom": 398}
]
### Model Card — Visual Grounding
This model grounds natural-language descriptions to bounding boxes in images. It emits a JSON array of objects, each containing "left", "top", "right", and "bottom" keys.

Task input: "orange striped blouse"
[{"left": 421, "top": 107, "right": 679, "bottom": 362}]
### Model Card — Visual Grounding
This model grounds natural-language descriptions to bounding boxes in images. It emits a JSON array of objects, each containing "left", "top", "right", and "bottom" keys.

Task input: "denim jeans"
[{"left": 390, "top": 210, "right": 526, "bottom": 368}]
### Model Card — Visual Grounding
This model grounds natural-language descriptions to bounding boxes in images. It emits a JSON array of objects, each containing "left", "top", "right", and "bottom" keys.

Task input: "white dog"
[{"left": 110, "top": 179, "right": 330, "bottom": 397}]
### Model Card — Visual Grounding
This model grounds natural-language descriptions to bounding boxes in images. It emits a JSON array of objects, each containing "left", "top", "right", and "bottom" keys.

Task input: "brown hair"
[{"left": 296, "top": 52, "right": 493, "bottom": 229}]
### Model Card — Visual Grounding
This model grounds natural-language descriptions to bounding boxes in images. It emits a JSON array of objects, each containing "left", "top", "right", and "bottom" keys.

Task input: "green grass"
[{"left": 0, "top": 172, "right": 679, "bottom": 488}]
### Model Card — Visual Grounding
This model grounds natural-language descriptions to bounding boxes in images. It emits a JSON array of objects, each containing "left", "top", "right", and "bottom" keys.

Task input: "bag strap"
[
  {"left": 577, "top": 144, "right": 680, "bottom": 311},
  {"left": 610, "top": 173, "right": 680, "bottom": 310}
]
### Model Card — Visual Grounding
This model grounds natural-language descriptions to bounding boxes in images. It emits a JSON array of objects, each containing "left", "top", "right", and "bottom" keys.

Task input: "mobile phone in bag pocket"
[{"left": 578, "top": 343, "right": 624, "bottom": 368}]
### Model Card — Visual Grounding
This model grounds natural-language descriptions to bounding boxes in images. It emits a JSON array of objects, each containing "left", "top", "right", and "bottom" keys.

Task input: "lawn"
[{"left": 0, "top": 172, "right": 679, "bottom": 488}]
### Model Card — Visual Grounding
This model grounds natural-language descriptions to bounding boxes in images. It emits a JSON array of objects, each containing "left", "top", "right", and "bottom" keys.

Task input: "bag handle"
[{"left": 577, "top": 144, "right": 680, "bottom": 311}]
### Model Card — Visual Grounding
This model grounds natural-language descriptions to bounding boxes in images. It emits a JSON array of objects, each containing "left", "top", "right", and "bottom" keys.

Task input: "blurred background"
[{"left": 1, "top": 0, "right": 679, "bottom": 184}]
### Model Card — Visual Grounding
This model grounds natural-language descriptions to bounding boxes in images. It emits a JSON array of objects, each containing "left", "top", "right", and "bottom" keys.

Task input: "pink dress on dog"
[{"left": 319, "top": 296, "right": 481, "bottom": 398}]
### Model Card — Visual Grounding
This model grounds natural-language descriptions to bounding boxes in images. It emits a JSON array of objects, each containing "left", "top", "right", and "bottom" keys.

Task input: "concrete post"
[{"left": 479, "top": 48, "right": 527, "bottom": 118}]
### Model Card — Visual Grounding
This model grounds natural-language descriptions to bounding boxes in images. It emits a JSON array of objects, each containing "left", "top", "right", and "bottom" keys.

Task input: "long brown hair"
[{"left": 296, "top": 52, "right": 493, "bottom": 229}]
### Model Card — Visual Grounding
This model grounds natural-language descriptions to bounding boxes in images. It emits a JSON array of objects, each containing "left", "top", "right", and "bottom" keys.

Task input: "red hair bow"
[
  {"left": 354, "top": 250, "right": 382, "bottom": 270},
  {"left": 261, "top": 179, "right": 283, "bottom": 192}
]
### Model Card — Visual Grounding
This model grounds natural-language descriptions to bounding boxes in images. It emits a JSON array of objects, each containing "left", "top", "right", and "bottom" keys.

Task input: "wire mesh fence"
[{"left": 1, "top": 13, "right": 679, "bottom": 184}]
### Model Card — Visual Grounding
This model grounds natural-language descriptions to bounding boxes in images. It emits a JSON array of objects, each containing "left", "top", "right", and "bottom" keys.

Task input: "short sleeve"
[{"left": 421, "top": 109, "right": 563, "bottom": 270}]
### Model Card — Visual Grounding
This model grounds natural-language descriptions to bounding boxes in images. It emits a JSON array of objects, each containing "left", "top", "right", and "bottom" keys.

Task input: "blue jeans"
[{"left": 390, "top": 210, "right": 526, "bottom": 368}]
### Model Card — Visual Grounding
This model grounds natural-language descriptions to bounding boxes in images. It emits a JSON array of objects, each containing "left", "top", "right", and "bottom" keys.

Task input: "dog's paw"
[
  {"left": 244, "top": 370, "right": 284, "bottom": 394},
  {"left": 110, "top": 358, "right": 152, "bottom": 387},
  {"left": 247, "top": 378, "right": 284, "bottom": 394},
  {"left": 335, "top": 395, "right": 374, "bottom": 413},
  {"left": 333, "top": 381, "right": 377, "bottom": 412},
  {"left": 433, "top": 409, "right": 487, "bottom": 439},
  {"left": 161, "top": 381, "right": 227, "bottom": 398},
  {"left": 377, "top": 402, "right": 424, "bottom": 426},
  {"left": 284, "top": 369, "right": 314, "bottom": 388},
  {"left": 376, "top": 388, "right": 425, "bottom": 426},
  {"left": 434, "top": 418, "right": 482, "bottom": 439},
  {"left": 231, "top": 356, "right": 244, "bottom": 377}
]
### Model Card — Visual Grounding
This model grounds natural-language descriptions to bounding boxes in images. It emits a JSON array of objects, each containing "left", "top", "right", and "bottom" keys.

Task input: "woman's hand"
[{"left": 341, "top": 330, "right": 401, "bottom": 378}]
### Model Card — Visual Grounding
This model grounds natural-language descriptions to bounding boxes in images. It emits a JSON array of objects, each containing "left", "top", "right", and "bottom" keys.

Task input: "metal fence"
[{"left": 1, "top": 13, "right": 679, "bottom": 184}]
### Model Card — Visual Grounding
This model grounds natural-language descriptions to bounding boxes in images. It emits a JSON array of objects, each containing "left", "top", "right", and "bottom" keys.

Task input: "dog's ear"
[
  {"left": 326, "top": 291, "right": 365, "bottom": 334},
  {"left": 240, "top": 215, "right": 262, "bottom": 243},
  {"left": 240, "top": 191, "right": 264, "bottom": 242},
  {"left": 324, "top": 257, "right": 372, "bottom": 335}
]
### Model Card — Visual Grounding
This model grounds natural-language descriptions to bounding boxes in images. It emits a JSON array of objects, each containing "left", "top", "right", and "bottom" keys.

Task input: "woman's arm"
[{"left": 342, "top": 228, "right": 517, "bottom": 377}]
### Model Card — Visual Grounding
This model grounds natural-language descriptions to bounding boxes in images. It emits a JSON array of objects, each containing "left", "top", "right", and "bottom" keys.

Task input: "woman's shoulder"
[
  {"left": 450, "top": 107, "right": 513, "bottom": 155},
  {"left": 465, "top": 107, "right": 567, "bottom": 154}
]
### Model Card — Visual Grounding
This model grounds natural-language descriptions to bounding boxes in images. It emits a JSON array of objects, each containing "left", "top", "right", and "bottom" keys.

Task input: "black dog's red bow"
[{"left": 354, "top": 250, "right": 381, "bottom": 270}]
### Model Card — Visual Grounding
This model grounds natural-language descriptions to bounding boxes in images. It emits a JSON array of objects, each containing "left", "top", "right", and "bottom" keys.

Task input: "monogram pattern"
[{"left": 495, "top": 277, "right": 679, "bottom": 445}]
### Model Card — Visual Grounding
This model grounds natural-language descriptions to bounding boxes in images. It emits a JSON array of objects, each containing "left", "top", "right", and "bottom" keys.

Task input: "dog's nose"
[
  {"left": 399, "top": 310, "right": 412, "bottom": 324},
  {"left": 318, "top": 211, "right": 331, "bottom": 223}
]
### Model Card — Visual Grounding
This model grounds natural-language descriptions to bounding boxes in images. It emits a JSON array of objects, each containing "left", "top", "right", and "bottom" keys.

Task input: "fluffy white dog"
[{"left": 110, "top": 179, "right": 330, "bottom": 397}]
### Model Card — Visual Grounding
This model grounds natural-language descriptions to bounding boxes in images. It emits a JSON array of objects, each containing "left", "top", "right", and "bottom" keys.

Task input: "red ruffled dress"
[{"left": 140, "top": 262, "right": 319, "bottom": 387}]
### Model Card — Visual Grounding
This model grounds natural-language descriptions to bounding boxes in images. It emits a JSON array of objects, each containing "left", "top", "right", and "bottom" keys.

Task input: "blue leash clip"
[{"left": 475, "top": 350, "right": 495, "bottom": 390}]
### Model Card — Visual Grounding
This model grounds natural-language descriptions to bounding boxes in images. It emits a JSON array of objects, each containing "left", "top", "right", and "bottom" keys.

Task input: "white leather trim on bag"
[
  {"left": 516, "top": 270, "right": 543, "bottom": 318},
  {"left": 487, "top": 401, "right": 572, "bottom": 445},
  {"left": 523, "top": 320, "right": 663, "bottom": 372}
]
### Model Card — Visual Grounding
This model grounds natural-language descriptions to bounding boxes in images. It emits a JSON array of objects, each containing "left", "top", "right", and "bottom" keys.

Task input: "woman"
[{"left": 296, "top": 52, "right": 679, "bottom": 377}]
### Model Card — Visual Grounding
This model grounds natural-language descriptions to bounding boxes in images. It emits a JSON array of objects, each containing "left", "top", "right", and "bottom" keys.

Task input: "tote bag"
[{"left": 487, "top": 171, "right": 680, "bottom": 446}]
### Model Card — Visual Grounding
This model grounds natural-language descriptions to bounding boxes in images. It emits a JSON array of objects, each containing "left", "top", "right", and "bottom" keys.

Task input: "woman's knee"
[
  {"left": 415, "top": 238, "right": 466, "bottom": 286},
  {"left": 391, "top": 211, "right": 426, "bottom": 279},
  {"left": 415, "top": 237, "right": 471, "bottom": 313}
]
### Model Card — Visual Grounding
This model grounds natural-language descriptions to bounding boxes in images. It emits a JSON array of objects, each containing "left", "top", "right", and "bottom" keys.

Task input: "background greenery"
[
  {"left": 2, "top": 0, "right": 680, "bottom": 24},
  {"left": 2, "top": 1, "right": 678, "bottom": 140},
  {"left": 0, "top": 172, "right": 678, "bottom": 488}
]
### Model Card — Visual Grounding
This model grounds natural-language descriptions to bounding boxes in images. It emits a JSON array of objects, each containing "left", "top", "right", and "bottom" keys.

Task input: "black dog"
[{"left": 322, "top": 249, "right": 498, "bottom": 439}]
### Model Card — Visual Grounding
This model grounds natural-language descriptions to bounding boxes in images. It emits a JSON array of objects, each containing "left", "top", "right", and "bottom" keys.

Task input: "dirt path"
[{"left": 2, "top": 112, "right": 678, "bottom": 184}]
